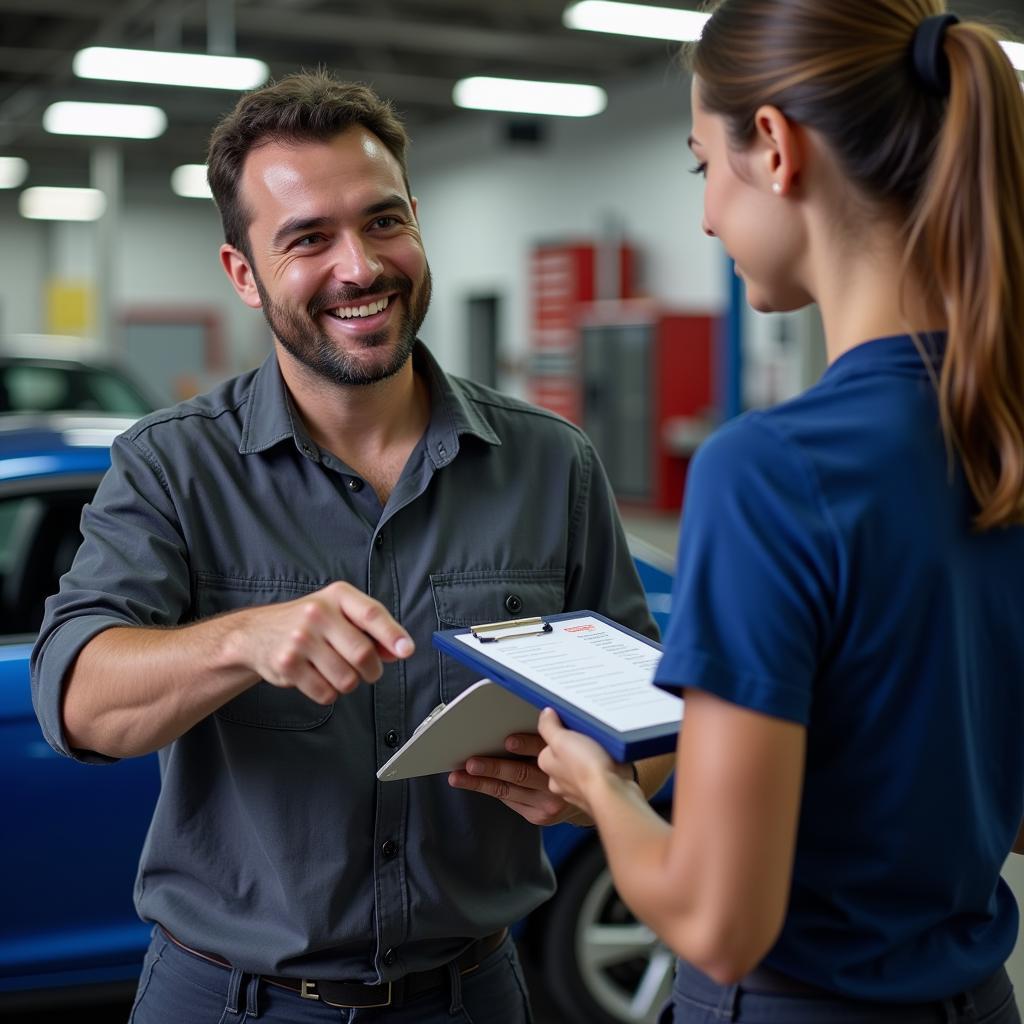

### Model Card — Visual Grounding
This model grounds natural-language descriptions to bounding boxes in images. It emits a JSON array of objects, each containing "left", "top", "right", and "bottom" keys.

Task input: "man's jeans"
[{"left": 128, "top": 929, "right": 535, "bottom": 1023}]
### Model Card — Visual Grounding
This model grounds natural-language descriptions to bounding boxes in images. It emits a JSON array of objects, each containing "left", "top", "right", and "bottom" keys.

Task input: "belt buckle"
[
  {"left": 361, "top": 982, "right": 393, "bottom": 1009},
  {"left": 313, "top": 980, "right": 394, "bottom": 1010}
]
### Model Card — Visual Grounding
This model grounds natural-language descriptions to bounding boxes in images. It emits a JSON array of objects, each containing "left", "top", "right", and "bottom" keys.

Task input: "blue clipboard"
[{"left": 432, "top": 610, "right": 681, "bottom": 762}]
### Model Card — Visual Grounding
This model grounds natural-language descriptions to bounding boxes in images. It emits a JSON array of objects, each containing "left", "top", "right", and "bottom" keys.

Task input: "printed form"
[{"left": 455, "top": 615, "right": 682, "bottom": 732}]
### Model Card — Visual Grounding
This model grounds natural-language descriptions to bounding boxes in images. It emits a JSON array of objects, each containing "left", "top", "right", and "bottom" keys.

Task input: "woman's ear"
[{"left": 752, "top": 105, "right": 802, "bottom": 197}]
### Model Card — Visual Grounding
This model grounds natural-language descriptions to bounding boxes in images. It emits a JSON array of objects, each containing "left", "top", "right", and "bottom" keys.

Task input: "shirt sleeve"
[
  {"left": 30, "top": 432, "right": 192, "bottom": 762},
  {"left": 653, "top": 414, "right": 837, "bottom": 725},
  {"left": 565, "top": 437, "right": 660, "bottom": 642}
]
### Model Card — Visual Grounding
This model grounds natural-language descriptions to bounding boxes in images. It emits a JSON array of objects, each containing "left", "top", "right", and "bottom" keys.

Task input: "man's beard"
[{"left": 253, "top": 264, "right": 432, "bottom": 387}]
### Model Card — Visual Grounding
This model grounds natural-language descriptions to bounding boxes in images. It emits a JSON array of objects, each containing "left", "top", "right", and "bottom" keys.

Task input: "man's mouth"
[{"left": 324, "top": 295, "right": 392, "bottom": 320}]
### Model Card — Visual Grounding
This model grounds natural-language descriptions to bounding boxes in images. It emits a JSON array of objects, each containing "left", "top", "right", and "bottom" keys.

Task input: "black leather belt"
[{"left": 160, "top": 926, "right": 507, "bottom": 1009}]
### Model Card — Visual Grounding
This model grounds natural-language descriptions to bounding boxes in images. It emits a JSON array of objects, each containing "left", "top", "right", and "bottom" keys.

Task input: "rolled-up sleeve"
[{"left": 30, "top": 433, "right": 192, "bottom": 762}]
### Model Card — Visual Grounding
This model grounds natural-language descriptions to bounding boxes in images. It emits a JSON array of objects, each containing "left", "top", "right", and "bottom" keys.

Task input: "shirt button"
[
  {"left": 384, "top": 729, "right": 399, "bottom": 748},
  {"left": 375, "top": 533, "right": 384, "bottom": 549},
  {"left": 383, "top": 949, "right": 396, "bottom": 966},
  {"left": 505, "top": 593, "right": 523, "bottom": 614},
  {"left": 381, "top": 839, "right": 399, "bottom": 858},
  {"left": 347, "top": 477, "right": 364, "bottom": 492}
]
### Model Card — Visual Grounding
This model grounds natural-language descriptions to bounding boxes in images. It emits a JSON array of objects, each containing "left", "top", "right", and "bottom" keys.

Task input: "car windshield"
[{"left": 0, "top": 363, "right": 152, "bottom": 416}]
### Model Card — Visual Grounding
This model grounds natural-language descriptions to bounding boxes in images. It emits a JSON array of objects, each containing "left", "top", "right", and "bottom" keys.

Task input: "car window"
[
  {"left": 82, "top": 369, "right": 152, "bottom": 415},
  {"left": 0, "top": 488, "right": 92, "bottom": 637},
  {"left": 0, "top": 365, "right": 151, "bottom": 416}
]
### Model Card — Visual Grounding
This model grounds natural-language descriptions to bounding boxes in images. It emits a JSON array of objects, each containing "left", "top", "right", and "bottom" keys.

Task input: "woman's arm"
[{"left": 539, "top": 688, "right": 805, "bottom": 984}]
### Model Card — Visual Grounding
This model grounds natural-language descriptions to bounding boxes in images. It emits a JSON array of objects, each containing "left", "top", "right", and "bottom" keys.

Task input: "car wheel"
[{"left": 540, "top": 839, "right": 675, "bottom": 1024}]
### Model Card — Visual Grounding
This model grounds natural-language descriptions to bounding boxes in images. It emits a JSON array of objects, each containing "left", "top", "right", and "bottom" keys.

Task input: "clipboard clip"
[{"left": 470, "top": 616, "right": 554, "bottom": 644}]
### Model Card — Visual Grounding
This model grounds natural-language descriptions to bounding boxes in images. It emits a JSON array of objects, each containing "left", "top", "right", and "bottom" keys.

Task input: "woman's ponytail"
[{"left": 905, "top": 22, "right": 1024, "bottom": 528}]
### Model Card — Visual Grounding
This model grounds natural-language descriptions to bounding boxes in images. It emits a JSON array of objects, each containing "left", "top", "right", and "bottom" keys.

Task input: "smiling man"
[{"left": 31, "top": 72, "right": 666, "bottom": 1023}]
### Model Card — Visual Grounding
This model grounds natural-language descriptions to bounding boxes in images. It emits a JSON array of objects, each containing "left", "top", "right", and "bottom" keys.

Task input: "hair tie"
[{"left": 911, "top": 13, "right": 960, "bottom": 96}]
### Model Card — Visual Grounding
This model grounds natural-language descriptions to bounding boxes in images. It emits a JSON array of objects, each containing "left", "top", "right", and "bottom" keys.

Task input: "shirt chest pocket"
[
  {"left": 429, "top": 569, "right": 564, "bottom": 703},
  {"left": 195, "top": 573, "right": 335, "bottom": 730}
]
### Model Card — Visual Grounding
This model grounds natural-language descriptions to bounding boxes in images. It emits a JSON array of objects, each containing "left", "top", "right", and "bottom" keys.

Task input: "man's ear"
[
  {"left": 410, "top": 195, "right": 419, "bottom": 221},
  {"left": 752, "top": 105, "right": 802, "bottom": 197},
  {"left": 220, "top": 244, "right": 263, "bottom": 309}
]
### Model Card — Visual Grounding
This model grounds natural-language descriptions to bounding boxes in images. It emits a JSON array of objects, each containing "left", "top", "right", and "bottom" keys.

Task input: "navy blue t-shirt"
[{"left": 654, "top": 335, "right": 1024, "bottom": 1001}]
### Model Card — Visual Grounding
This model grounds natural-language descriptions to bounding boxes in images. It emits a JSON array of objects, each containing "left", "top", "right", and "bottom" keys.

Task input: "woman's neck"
[{"left": 807, "top": 215, "right": 946, "bottom": 364}]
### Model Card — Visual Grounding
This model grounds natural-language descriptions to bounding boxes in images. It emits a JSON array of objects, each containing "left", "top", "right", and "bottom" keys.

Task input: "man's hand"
[
  {"left": 231, "top": 580, "right": 414, "bottom": 705},
  {"left": 447, "top": 732, "right": 580, "bottom": 826},
  {"left": 448, "top": 729, "right": 633, "bottom": 826}
]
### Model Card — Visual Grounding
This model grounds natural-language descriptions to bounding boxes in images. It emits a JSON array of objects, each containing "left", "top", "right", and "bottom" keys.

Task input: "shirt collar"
[{"left": 238, "top": 341, "right": 500, "bottom": 462}]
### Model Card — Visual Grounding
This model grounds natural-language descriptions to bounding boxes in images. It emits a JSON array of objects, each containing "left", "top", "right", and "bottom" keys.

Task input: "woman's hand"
[{"left": 537, "top": 707, "right": 631, "bottom": 816}]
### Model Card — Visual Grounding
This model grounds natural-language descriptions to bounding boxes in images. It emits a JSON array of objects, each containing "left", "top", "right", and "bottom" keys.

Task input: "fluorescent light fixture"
[
  {"left": 43, "top": 101, "right": 167, "bottom": 139},
  {"left": 171, "top": 164, "right": 213, "bottom": 199},
  {"left": 1001, "top": 41, "right": 1024, "bottom": 71},
  {"left": 19, "top": 186, "right": 106, "bottom": 221},
  {"left": 564, "top": 1, "right": 710, "bottom": 41},
  {"left": 74, "top": 46, "right": 268, "bottom": 90},
  {"left": 567, "top": 4, "right": 1024, "bottom": 62},
  {"left": 453, "top": 77, "right": 606, "bottom": 117},
  {"left": 0, "top": 156, "right": 28, "bottom": 188}
]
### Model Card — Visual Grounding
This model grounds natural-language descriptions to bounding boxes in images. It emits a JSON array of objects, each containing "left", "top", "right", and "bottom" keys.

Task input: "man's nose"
[
  {"left": 701, "top": 217, "right": 715, "bottom": 238},
  {"left": 331, "top": 234, "right": 383, "bottom": 287}
]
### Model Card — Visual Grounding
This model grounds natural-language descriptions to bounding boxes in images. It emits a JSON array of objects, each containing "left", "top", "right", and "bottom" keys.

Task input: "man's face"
[{"left": 233, "top": 128, "right": 431, "bottom": 386}]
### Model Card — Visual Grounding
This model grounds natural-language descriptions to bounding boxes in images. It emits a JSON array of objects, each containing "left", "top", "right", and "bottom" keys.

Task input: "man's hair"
[{"left": 206, "top": 69, "right": 411, "bottom": 258}]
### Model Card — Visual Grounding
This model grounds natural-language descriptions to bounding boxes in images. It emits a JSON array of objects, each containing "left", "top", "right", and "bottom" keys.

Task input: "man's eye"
[
  {"left": 371, "top": 216, "right": 401, "bottom": 230},
  {"left": 295, "top": 233, "right": 326, "bottom": 247}
]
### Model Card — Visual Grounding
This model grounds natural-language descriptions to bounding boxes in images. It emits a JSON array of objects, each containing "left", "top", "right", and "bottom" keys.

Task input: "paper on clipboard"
[
  {"left": 453, "top": 614, "right": 679, "bottom": 732},
  {"left": 432, "top": 610, "right": 683, "bottom": 761}
]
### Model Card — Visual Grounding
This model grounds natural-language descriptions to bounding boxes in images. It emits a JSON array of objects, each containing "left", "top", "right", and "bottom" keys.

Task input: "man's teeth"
[{"left": 327, "top": 296, "right": 390, "bottom": 319}]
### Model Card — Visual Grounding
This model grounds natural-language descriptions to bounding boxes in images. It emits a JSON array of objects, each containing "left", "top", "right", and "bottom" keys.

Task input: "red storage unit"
[
  {"left": 527, "top": 242, "right": 635, "bottom": 425},
  {"left": 578, "top": 300, "right": 716, "bottom": 511}
]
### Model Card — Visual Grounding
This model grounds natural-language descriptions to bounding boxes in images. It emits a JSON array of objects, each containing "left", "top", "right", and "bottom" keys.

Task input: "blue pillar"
[{"left": 720, "top": 256, "right": 744, "bottom": 420}]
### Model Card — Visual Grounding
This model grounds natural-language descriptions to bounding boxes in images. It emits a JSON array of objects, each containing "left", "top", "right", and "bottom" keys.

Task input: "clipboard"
[
  {"left": 432, "top": 610, "right": 682, "bottom": 762},
  {"left": 377, "top": 679, "right": 541, "bottom": 781}
]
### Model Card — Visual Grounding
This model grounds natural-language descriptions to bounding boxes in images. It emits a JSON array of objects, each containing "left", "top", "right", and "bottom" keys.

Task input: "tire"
[{"left": 540, "top": 839, "right": 675, "bottom": 1024}]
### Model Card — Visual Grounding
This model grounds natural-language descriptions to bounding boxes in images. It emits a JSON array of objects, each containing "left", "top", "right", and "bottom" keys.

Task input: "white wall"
[
  {"left": 412, "top": 69, "right": 725, "bottom": 389},
  {"left": 0, "top": 195, "right": 47, "bottom": 338}
]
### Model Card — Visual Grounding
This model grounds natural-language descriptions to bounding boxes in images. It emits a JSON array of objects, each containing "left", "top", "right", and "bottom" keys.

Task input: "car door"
[{"left": 0, "top": 472, "right": 159, "bottom": 997}]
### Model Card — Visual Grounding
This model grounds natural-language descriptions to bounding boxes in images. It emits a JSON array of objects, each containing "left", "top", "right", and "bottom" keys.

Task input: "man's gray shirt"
[{"left": 31, "top": 341, "right": 656, "bottom": 982}]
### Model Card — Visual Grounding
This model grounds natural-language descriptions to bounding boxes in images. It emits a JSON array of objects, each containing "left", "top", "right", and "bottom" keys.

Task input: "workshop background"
[{"left": 2, "top": 1, "right": 1024, "bottom": 1021}]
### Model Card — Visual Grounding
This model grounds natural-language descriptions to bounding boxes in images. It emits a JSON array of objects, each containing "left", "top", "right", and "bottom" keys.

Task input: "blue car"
[{"left": 0, "top": 415, "right": 675, "bottom": 1023}]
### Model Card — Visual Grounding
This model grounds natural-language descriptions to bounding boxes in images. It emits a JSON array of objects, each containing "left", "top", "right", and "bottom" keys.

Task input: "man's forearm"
[
  {"left": 59, "top": 581, "right": 415, "bottom": 760},
  {"left": 61, "top": 612, "right": 262, "bottom": 760}
]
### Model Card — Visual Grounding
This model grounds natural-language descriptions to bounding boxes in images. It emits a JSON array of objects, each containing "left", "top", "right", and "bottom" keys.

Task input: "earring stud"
[{"left": 772, "top": 182, "right": 782, "bottom": 195}]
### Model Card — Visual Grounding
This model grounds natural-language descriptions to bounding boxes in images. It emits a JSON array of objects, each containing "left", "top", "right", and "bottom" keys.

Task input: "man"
[{"left": 31, "top": 71, "right": 668, "bottom": 1022}]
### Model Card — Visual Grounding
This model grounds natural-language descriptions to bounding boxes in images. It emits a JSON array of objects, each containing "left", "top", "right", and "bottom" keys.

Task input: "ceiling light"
[
  {"left": 19, "top": 187, "right": 106, "bottom": 221},
  {"left": 171, "top": 164, "right": 213, "bottom": 199},
  {"left": 43, "top": 101, "right": 167, "bottom": 139},
  {"left": 1001, "top": 41, "right": 1024, "bottom": 70},
  {"left": 567, "top": 3, "right": 1024, "bottom": 62},
  {"left": 74, "top": 46, "right": 269, "bottom": 91},
  {"left": 453, "top": 77, "right": 607, "bottom": 117},
  {"left": 0, "top": 156, "right": 28, "bottom": 189},
  {"left": 564, "top": 1, "right": 710, "bottom": 41}
]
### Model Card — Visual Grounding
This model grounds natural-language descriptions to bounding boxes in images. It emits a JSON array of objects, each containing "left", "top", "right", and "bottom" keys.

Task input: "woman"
[{"left": 537, "top": 3, "right": 1024, "bottom": 1021}]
